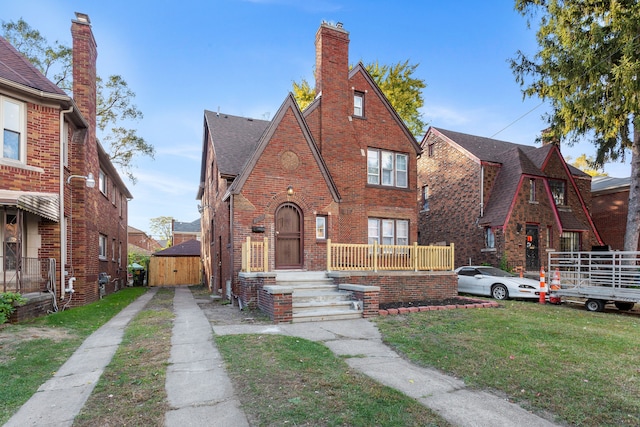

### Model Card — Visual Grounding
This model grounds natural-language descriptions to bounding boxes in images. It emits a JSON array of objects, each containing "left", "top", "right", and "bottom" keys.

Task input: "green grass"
[
  {"left": 0, "top": 287, "right": 147, "bottom": 425},
  {"left": 216, "top": 334, "right": 452, "bottom": 426},
  {"left": 375, "top": 300, "right": 640, "bottom": 426},
  {"left": 74, "top": 288, "right": 173, "bottom": 426}
]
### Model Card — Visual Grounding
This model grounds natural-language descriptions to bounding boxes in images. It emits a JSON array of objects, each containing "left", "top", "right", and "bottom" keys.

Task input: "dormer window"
[{"left": 354, "top": 91, "right": 364, "bottom": 117}]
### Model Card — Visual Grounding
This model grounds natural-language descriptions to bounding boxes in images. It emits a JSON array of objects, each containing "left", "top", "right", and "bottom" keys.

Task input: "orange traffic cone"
[
  {"left": 549, "top": 268, "right": 562, "bottom": 304},
  {"left": 539, "top": 266, "right": 546, "bottom": 304}
]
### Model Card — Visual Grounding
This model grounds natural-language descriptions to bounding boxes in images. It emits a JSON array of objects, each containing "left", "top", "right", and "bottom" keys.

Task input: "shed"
[{"left": 148, "top": 239, "right": 201, "bottom": 286}]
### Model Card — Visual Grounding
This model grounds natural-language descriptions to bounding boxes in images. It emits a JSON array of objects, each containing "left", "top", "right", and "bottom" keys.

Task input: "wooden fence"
[{"left": 148, "top": 256, "right": 201, "bottom": 286}]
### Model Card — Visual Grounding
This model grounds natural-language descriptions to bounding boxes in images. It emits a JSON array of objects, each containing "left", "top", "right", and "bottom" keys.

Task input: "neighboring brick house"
[
  {"left": 172, "top": 218, "right": 201, "bottom": 245},
  {"left": 418, "top": 127, "right": 602, "bottom": 272},
  {"left": 197, "top": 22, "right": 423, "bottom": 300},
  {"left": 0, "top": 13, "right": 131, "bottom": 318},
  {"left": 128, "top": 225, "right": 162, "bottom": 254},
  {"left": 591, "top": 176, "right": 637, "bottom": 250}
]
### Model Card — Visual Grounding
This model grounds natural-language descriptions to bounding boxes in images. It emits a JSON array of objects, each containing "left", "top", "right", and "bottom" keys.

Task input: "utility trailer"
[{"left": 547, "top": 251, "right": 640, "bottom": 312}]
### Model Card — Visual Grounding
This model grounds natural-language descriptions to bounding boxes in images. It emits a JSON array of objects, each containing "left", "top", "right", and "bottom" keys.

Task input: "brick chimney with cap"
[{"left": 69, "top": 12, "right": 100, "bottom": 304}]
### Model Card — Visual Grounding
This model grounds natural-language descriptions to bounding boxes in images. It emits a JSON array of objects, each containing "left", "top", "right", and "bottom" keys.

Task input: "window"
[
  {"left": 367, "top": 148, "right": 408, "bottom": 188},
  {"left": 368, "top": 218, "right": 409, "bottom": 246},
  {"left": 421, "top": 185, "right": 429, "bottom": 211},
  {"left": 560, "top": 232, "right": 580, "bottom": 252},
  {"left": 546, "top": 226, "right": 553, "bottom": 248},
  {"left": 112, "top": 238, "right": 116, "bottom": 261},
  {"left": 529, "top": 178, "right": 536, "bottom": 202},
  {"left": 1, "top": 97, "right": 25, "bottom": 162},
  {"left": 354, "top": 91, "right": 364, "bottom": 117},
  {"left": 99, "top": 234, "right": 107, "bottom": 259},
  {"left": 427, "top": 143, "right": 434, "bottom": 157},
  {"left": 99, "top": 169, "right": 107, "bottom": 195},
  {"left": 118, "top": 241, "right": 122, "bottom": 267},
  {"left": 3, "top": 211, "right": 18, "bottom": 270},
  {"left": 484, "top": 227, "right": 495, "bottom": 248},
  {"left": 549, "top": 179, "right": 566, "bottom": 206},
  {"left": 316, "top": 216, "right": 327, "bottom": 240}
]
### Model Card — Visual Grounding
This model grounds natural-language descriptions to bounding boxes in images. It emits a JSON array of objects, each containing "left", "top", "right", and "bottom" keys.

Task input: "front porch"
[{"left": 238, "top": 239, "right": 458, "bottom": 323}]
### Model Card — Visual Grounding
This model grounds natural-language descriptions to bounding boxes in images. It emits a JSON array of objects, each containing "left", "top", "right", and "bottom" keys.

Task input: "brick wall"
[{"left": 592, "top": 189, "right": 630, "bottom": 250}]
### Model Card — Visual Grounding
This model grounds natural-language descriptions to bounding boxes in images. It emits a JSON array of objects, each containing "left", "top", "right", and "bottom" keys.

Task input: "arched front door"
[{"left": 275, "top": 203, "right": 303, "bottom": 269}]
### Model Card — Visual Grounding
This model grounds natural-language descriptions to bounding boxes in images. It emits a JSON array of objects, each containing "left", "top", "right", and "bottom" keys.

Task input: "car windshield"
[{"left": 477, "top": 267, "right": 515, "bottom": 277}]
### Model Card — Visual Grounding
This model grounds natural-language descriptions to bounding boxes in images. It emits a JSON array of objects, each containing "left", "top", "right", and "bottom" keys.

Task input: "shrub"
[{"left": 0, "top": 292, "right": 27, "bottom": 324}]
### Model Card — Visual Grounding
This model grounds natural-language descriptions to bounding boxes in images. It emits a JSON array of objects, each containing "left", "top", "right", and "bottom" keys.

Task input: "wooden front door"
[{"left": 275, "top": 203, "right": 303, "bottom": 269}]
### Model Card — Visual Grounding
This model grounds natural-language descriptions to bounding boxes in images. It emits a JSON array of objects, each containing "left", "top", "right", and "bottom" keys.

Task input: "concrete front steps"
[{"left": 274, "top": 271, "right": 363, "bottom": 323}]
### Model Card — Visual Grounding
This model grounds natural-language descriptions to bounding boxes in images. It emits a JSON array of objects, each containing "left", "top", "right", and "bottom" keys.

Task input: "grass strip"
[
  {"left": 74, "top": 287, "right": 174, "bottom": 426},
  {"left": 216, "top": 334, "right": 452, "bottom": 426},
  {"left": 0, "top": 287, "right": 147, "bottom": 425},
  {"left": 375, "top": 299, "right": 640, "bottom": 426}
]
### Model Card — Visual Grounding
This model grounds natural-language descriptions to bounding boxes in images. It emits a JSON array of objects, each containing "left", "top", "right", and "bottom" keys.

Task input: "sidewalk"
[{"left": 4, "top": 287, "right": 559, "bottom": 427}]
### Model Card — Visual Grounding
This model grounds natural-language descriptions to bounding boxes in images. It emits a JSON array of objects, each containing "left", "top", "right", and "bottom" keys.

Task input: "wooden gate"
[{"left": 148, "top": 256, "right": 200, "bottom": 287}]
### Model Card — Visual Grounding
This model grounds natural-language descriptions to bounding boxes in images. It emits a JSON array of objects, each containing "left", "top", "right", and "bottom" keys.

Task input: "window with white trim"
[
  {"left": 99, "top": 169, "right": 107, "bottom": 195},
  {"left": 354, "top": 91, "right": 364, "bottom": 117},
  {"left": 368, "top": 218, "right": 409, "bottom": 246},
  {"left": 367, "top": 148, "right": 408, "bottom": 188},
  {"left": 484, "top": 227, "right": 495, "bottom": 248},
  {"left": 99, "top": 234, "right": 107, "bottom": 259},
  {"left": 1, "top": 96, "right": 26, "bottom": 162},
  {"left": 316, "top": 216, "right": 327, "bottom": 240}
]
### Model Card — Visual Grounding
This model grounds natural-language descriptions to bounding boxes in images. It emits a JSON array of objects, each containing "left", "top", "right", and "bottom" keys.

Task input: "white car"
[{"left": 455, "top": 266, "right": 541, "bottom": 300}]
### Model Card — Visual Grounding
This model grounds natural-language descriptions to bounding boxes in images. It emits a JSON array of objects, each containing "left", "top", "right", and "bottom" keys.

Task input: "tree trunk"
[{"left": 623, "top": 117, "right": 640, "bottom": 251}]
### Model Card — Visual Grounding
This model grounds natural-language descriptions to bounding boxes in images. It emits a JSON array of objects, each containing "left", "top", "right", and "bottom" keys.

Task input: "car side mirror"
[{"left": 474, "top": 274, "right": 484, "bottom": 279}]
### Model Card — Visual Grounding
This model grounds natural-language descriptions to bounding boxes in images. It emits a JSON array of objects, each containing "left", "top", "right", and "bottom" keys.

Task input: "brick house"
[
  {"left": 128, "top": 225, "right": 162, "bottom": 254},
  {"left": 0, "top": 13, "right": 131, "bottom": 319},
  {"left": 172, "top": 218, "right": 200, "bottom": 245},
  {"left": 591, "top": 176, "right": 637, "bottom": 250},
  {"left": 418, "top": 127, "right": 602, "bottom": 272},
  {"left": 198, "top": 23, "right": 456, "bottom": 321}
]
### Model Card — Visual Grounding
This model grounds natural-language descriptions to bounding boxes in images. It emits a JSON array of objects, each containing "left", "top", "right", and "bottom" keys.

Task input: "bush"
[{"left": 0, "top": 292, "right": 27, "bottom": 324}]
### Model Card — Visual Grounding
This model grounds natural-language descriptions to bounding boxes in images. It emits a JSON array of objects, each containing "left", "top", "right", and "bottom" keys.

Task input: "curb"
[{"left": 379, "top": 298, "right": 499, "bottom": 316}]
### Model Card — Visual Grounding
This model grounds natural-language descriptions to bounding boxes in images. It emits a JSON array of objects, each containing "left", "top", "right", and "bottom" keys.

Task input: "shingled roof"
[
  {"left": 203, "top": 111, "right": 270, "bottom": 177},
  {"left": 0, "top": 36, "right": 67, "bottom": 96},
  {"left": 153, "top": 239, "right": 201, "bottom": 257}
]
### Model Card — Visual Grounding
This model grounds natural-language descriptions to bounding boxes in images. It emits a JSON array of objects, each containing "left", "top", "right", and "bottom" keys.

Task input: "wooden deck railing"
[
  {"left": 241, "top": 237, "right": 269, "bottom": 272},
  {"left": 240, "top": 238, "right": 454, "bottom": 273},
  {"left": 327, "top": 240, "right": 454, "bottom": 272}
]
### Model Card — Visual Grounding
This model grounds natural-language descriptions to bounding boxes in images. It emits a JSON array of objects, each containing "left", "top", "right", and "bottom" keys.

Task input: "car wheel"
[
  {"left": 491, "top": 284, "right": 509, "bottom": 300},
  {"left": 614, "top": 301, "right": 635, "bottom": 311},
  {"left": 585, "top": 299, "right": 605, "bottom": 312}
]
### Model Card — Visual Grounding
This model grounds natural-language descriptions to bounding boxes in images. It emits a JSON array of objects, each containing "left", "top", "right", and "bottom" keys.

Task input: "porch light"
[
  {"left": 67, "top": 172, "right": 95, "bottom": 188},
  {"left": 287, "top": 185, "right": 294, "bottom": 196}
]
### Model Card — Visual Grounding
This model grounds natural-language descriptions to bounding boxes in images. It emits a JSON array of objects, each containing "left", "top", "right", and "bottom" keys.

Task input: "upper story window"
[
  {"left": 529, "top": 178, "right": 536, "bottom": 202},
  {"left": 367, "top": 148, "right": 408, "bottom": 188},
  {"left": 548, "top": 179, "right": 566, "bottom": 206},
  {"left": 99, "top": 169, "right": 107, "bottom": 195},
  {"left": 1, "top": 96, "right": 25, "bottom": 163},
  {"left": 421, "top": 185, "right": 429, "bottom": 211},
  {"left": 353, "top": 91, "right": 364, "bottom": 117}
]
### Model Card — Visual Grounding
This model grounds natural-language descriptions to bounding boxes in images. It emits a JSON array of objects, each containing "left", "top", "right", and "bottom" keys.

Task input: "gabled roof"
[
  {"left": 0, "top": 36, "right": 67, "bottom": 96},
  {"left": 204, "top": 111, "right": 270, "bottom": 177},
  {"left": 174, "top": 218, "right": 200, "bottom": 233},
  {"left": 226, "top": 93, "right": 340, "bottom": 201},
  {"left": 348, "top": 63, "right": 422, "bottom": 154},
  {"left": 592, "top": 176, "right": 630, "bottom": 193},
  {"left": 153, "top": 239, "right": 201, "bottom": 257}
]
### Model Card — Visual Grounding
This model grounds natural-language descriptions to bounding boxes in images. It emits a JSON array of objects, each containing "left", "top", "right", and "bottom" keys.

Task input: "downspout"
[
  {"left": 229, "top": 194, "right": 234, "bottom": 301},
  {"left": 59, "top": 106, "right": 74, "bottom": 301},
  {"left": 479, "top": 164, "right": 484, "bottom": 218}
]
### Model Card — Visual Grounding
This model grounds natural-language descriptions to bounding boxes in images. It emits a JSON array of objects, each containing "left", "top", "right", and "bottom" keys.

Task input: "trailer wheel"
[
  {"left": 614, "top": 301, "right": 635, "bottom": 311},
  {"left": 585, "top": 299, "right": 605, "bottom": 312}
]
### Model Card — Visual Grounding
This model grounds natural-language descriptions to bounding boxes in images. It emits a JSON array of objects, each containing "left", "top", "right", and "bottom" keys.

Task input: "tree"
[
  {"left": 510, "top": 0, "right": 640, "bottom": 251},
  {"left": 149, "top": 216, "right": 173, "bottom": 247},
  {"left": 570, "top": 154, "right": 608, "bottom": 177},
  {"left": 1, "top": 18, "right": 154, "bottom": 183},
  {"left": 293, "top": 60, "right": 427, "bottom": 136}
]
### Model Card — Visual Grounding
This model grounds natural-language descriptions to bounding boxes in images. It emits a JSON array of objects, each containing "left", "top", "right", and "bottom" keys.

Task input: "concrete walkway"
[
  {"left": 4, "top": 286, "right": 559, "bottom": 427},
  {"left": 4, "top": 287, "right": 158, "bottom": 427}
]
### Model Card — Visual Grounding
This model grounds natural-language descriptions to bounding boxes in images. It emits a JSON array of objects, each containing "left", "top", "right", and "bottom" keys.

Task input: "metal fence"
[{"left": 1, "top": 257, "right": 49, "bottom": 294}]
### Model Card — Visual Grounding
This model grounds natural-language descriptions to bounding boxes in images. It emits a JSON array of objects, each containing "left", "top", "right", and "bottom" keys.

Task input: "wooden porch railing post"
[
  {"left": 326, "top": 239, "right": 332, "bottom": 271},
  {"left": 263, "top": 237, "right": 269, "bottom": 272},
  {"left": 246, "top": 236, "right": 252, "bottom": 273},
  {"left": 373, "top": 241, "right": 378, "bottom": 272},
  {"left": 450, "top": 243, "right": 455, "bottom": 270},
  {"left": 413, "top": 242, "right": 418, "bottom": 272}
]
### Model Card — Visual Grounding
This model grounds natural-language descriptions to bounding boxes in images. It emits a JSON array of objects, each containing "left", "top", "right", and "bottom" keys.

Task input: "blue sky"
[{"left": 3, "top": 0, "right": 632, "bottom": 236}]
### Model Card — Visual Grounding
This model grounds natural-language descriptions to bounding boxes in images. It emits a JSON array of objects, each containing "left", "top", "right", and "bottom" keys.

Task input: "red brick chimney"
[{"left": 69, "top": 12, "right": 100, "bottom": 304}]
